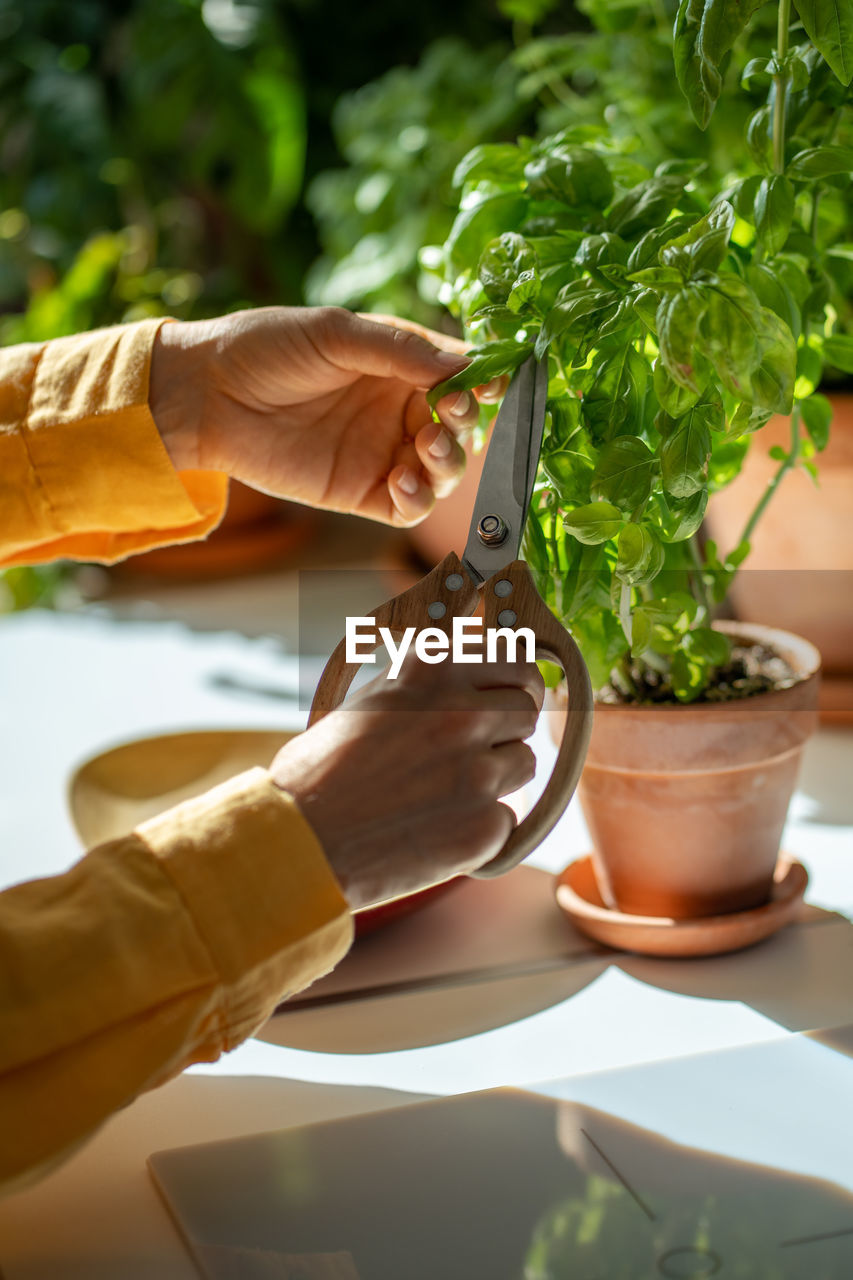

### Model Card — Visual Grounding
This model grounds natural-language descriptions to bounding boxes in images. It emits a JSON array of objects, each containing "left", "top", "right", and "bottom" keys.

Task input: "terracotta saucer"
[{"left": 555, "top": 855, "right": 808, "bottom": 958}]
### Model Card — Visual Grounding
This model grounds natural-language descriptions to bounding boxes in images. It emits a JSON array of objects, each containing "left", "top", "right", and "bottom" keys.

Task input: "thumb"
[{"left": 328, "top": 310, "right": 471, "bottom": 389}]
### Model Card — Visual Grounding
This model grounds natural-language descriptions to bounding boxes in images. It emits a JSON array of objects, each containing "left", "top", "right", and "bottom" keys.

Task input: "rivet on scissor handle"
[
  {"left": 494, "top": 578, "right": 513, "bottom": 597},
  {"left": 477, "top": 514, "right": 508, "bottom": 546},
  {"left": 427, "top": 601, "right": 447, "bottom": 619},
  {"left": 445, "top": 573, "right": 464, "bottom": 591},
  {"left": 497, "top": 609, "right": 517, "bottom": 627}
]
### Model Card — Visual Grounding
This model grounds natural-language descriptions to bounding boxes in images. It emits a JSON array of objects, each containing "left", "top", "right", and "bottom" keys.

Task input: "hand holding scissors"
[{"left": 309, "top": 356, "right": 594, "bottom": 878}]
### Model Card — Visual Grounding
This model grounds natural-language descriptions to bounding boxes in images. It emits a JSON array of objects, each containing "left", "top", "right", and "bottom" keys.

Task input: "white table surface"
[{"left": 1, "top": 606, "right": 852, "bottom": 1278}]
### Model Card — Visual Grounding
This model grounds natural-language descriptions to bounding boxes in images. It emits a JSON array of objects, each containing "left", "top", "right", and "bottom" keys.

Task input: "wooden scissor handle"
[
  {"left": 470, "top": 559, "right": 593, "bottom": 877},
  {"left": 307, "top": 552, "right": 593, "bottom": 878},
  {"left": 308, "top": 553, "right": 478, "bottom": 723}
]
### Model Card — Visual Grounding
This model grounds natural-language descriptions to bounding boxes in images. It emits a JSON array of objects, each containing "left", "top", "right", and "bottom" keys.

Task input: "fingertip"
[
  {"left": 388, "top": 465, "right": 435, "bottom": 526},
  {"left": 475, "top": 375, "right": 509, "bottom": 403},
  {"left": 415, "top": 422, "right": 466, "bottom": 497},
  {"left": 435, "top": 388, "right": 478, "bottom": 432}
]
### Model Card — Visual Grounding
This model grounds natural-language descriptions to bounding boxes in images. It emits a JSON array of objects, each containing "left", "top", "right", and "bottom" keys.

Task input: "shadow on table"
[
  {"left": 614, "top": 904, "right": 853, "bottom": 1045},
  {"left": 259, "top": 865, "right": 609, "bottom": 1054},
  {"left": 260, "top": 890, "right": 853, "bottom": 1059}
]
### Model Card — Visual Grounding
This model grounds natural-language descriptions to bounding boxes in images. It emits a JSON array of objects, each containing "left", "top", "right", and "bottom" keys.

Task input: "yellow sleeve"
[
  {"left": 0, "top": 319, "right": 228, "bottom": 566},
  {"left": 0, "top": 767, "right": 353, "bottom": 1196}
]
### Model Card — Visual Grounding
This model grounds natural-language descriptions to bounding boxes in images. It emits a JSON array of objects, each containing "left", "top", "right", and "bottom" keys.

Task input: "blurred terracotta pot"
[
  {"left": 118, "top": 480, "right": 317, "bottom": 580},
  {"left": 550, "top": 622, "right": 820, "bottom": 919},
  {"left": 705, "top": 394, "right": 853, "bottom": 684}
]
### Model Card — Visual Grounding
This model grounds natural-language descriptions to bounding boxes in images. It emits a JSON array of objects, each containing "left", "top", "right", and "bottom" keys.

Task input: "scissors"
[{"left": 308, "top": 355, "right": 594, "bottom": 878}]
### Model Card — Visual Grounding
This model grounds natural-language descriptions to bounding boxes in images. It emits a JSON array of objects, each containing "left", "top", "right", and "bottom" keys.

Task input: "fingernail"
[
  {"left": 428, "top": 428, "right": 452, "bottom": 458},
  {"left": 449, "top": 390, "right": 474, "bottom": 417},
  {"left": 479, "top": 378, "right": 504, "bottom": 400},
  {"left": 436, "top": 349, "right": 469, "bottom": 367},
  {"left": 395, "top": 466, "right": 419, "bottom": 495}
]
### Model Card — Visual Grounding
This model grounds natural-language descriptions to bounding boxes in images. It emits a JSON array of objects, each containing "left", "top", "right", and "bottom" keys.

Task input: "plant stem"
[
  {"left": 738, "top": 403, "right": 802, "bottom": 547},
  {"left": 618, "top": 580, "right": 633, "bottom": 646},
  {"left": 687, "top": 534, "right": 713, "bottom": 620},
  {"left": 773, "top": 0, "right": 791, "bottom": 174}
]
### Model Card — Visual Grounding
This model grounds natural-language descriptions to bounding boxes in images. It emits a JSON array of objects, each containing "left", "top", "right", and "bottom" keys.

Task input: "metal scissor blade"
[{"left": 461, "top": 355, "right": 548, "bottom": 586}]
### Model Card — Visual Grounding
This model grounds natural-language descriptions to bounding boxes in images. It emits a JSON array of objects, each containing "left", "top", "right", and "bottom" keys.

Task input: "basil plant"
[{"left": 428, "top": 0, "right": 853, "bottom": 702}]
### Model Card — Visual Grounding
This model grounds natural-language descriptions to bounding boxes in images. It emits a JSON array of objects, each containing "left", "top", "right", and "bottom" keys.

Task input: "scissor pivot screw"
[{"left": 477, "top": 514, "right": 508, "bottom": 547}]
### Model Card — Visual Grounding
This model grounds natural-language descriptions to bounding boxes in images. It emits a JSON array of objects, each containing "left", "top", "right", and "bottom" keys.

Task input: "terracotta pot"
[
  {"left": 549, "top": 622, "right": 820, "bottom": 919},
  {"left": 705, "top": 393, "right": 853, "bottom": 679}
]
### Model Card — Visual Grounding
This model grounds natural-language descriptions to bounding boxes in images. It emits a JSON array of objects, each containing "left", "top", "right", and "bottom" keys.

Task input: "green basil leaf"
[
  {"left": 686, "top": 626, "right": 731, "bottom": 666},
  {"left": 786, "top": 144, "right": 853, "bottom": 179},
  {"left": 616, "top": 523, "right": 664, "bottom": 586},
  {"left": 741, "top": 55, "right": 772, "bottom": 88},
  {"left": 479, "top": 233, "right": 538, "bottom": 303},
  {"left": 524, "top": 148, "right": 614, "bottom": 208},
  {"left": 591, "top": 436, "right": 656, "bottom": 510},
  {"left": 582, "top": 348, "right": 649, "bottom": 444},
  {"left": 693, "top": 276, "right": 795, "bottom": 408},
  {"left": 426, "top": 340, "right": 534, "bottom": 410},
  {"left": 670, "top": 650, "right": 707, "bottom": 702},
  {"left": 632, "top": 287, "right": 662, "bottom": 331},
  {"left": 823, "top": 333, "right": 853, "bottom": 373},
  {"left": 726, "top": 402, "right": 773, "bottom": 438},
  {"left": 674, "top": 0, "right": 767, "bottom": 128},
  {"left": 507, "top": 268, "right": 542, "bottom": 312},
  {"left": 656, "top": 286, "right": 708, "bottom": 390},
  {"left": 626, "top": 266, "right": 685, "bottom": 288},
  {"left": 654, "top": 357, "right": 702, "bottom": 416},
  {"left": 800, "top": 393, "right": 832, "bottom": 450},
  {"left": 745, "top": 263, "right": 801, "bottom": 338},
  {"left": 658, "top": 488, "right": 709, "bottom": 542},
  {"left": 746, "top": 105, "right": 773, "bottom": 170},
  {"left": 660, "top": 411, "right": 712, "bottom": 498},
  {"left": 632, "top": 591, "right": 698, "bottom": 656},
  {"left": 729, "top": 174, "right": 763, "bottom": 219},
  {"left": 446, "top": 194, "right": 529, "bottom": 272},
  {"left": 452, "top": 144, "right": 527, "bottom": 190},
  {"left": 754, "top": 175, "right": 795, "bottom": 255},
  {"left": 563, "top": 501, "right": 623, "bottom": 545},
  {"left": 750, "top": 307, "right": 797, "bottom": 413},
  {"left": 545, "top": 396, "right": 581, "bottom": 446},
  {"left": 542, "top": 450, "right": 594, "bottom": 504},
  {"left": 794, "top": 0, "right": 853, "bottom": 84},
  {"left": 526, "top": 232, "right": 585, "bottom": 266},
  {"left": 534, "top": 280, "right": 618, "bottom": 358},
  {"left": 709, "top": 435, "right": 750, "bottom": 486},
  {"left": 564, "top": 544, "right": 611, "bottom": 619},
  {"left": 626, "top": 216, "right": 698, "bottom": 272},
  {"left": 607, "top": 176, "right": 685, "bottom": 238},
  {"left": 659, "top": 201, "right": 735, "bottom": 275}
]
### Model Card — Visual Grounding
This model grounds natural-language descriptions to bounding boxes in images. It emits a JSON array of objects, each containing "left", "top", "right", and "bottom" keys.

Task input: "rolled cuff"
[
  {"left": 136, "top": 768, "right": 353, "bottom": 1041},
  {"left": 0, "top": 320, "right": 228, "bottom": 567}
]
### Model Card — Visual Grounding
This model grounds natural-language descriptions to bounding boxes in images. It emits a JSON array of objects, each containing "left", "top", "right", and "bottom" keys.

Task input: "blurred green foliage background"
[
  {"left": 0, "top": 0, "right": 515, "bottom": 344},
  {"left": 3, "top": 0, "right": 842, "bottom": 613}
]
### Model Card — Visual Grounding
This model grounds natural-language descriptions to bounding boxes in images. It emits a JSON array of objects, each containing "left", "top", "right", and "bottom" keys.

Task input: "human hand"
[
  {"left": 150, "top": 305, "right": 505, "bottom": 526},
  {"left": 269, "top": 654, "right": 545, "bottom": 911}
]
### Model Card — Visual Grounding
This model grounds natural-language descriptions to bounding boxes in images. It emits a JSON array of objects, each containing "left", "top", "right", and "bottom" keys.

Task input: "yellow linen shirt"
[{"left": 0, "top": 320, "right": 353, "bottom": 1194}]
